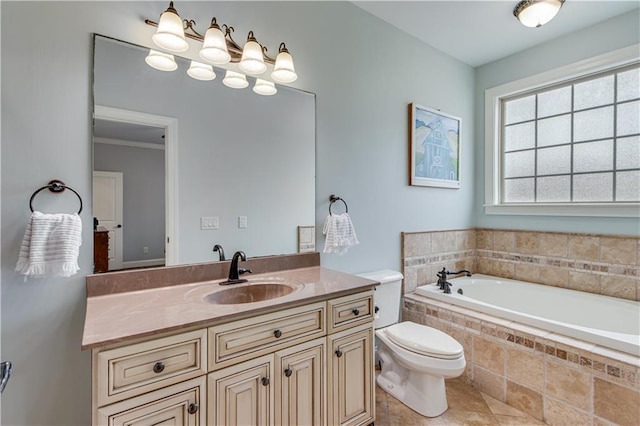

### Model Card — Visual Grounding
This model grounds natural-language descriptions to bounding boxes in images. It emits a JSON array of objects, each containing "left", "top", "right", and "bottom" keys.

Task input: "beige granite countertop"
[{"left": 82, "top": 266, "right": 377, "bottom": 350}]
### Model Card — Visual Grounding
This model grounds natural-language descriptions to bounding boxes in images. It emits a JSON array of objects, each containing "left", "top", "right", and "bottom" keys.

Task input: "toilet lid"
[{"left": 385, "top": 322, "right": 463, "bottom": 360}]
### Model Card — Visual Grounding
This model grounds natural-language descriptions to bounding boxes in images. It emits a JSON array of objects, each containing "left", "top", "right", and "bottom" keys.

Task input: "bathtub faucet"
[{"left": 436, "top": 268, "right": 472, "bottom": 294}]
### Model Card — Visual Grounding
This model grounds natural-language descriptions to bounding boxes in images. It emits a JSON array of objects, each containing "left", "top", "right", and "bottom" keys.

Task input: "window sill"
[{"left": 484, "top": 203, "right": 640, "bottom": 218}]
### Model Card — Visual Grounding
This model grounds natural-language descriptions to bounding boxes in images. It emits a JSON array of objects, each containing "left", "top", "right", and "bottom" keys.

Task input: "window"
[{"left": 485, "top": 45, "right": 640, "bottom": 217}]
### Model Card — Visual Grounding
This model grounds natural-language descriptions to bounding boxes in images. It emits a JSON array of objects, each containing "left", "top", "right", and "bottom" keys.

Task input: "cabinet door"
[
  {"left": 328, "top": 324, "right": 374, "bottom": 426},
  {"left": 96, "top": 376, "right": 205, "bottom": 426},
  {"left": 208, "top": 354, "right": 273, "bottom": 426},
  {"left": 275, "top": 338, "right": 326, "bottom": 426}
]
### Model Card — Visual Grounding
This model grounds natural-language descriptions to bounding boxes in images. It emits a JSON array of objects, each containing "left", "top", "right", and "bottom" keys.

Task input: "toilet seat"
[{"left": 385, "top": 322, "right": 463, "bottom": 360}]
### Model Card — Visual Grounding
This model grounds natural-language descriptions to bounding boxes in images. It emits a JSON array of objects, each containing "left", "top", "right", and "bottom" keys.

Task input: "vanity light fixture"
[
  {"left": 145, "top": 1, "right": 299, "bottom": 91},
  {"left": 145, "top": 49, "right": 178, "bottom": 71},
  {"left": 199, "top": 18, "right": 231, "bottom": 64},
  {"left": 253, "top": 79, "right": 277, "bottom": 96},
  {"left": 239, "top": 31, "right": 267, "bottom": 75},
  {"left": 187, "top": 61, "right": 216, "bottom": 81},
  {"left": 513, "top": 0, "right": 565, "bottom": 28},
  {"left": 271, "top": 43, "right": 298, "bottom": 83},
  {"left": 152, "top": 2, "right": 189, "bottom": 52},
  {"left": 222, "top": 70, "right": 249, "bottom": 89}
]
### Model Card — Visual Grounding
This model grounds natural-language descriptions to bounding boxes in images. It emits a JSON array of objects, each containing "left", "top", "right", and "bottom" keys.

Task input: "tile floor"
[{"left": 375, "top": 377, "right": 546, "bottom": 425}]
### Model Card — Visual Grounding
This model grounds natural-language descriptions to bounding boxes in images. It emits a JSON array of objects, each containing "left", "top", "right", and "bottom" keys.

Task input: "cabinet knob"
[
  {"left": 187, "top": 403, "right": 199, "bottom": 414},
  {"left": 273, "top": 329, "right": 282, "bottom": 338},
  {"left": 352, "top": 308, "right": 360, "bottom": 316},
  {"left": 152, "top": 362, "right": 165, "bottom": 374},
  {"left": 284, "top": 368, "right": 293, "bottom": 377},
  {"left": 261, "top": 377, "right": 270, "bottom": 386},
  {"left": 335, "top": 350, "right": 343, "bottom": 358}
]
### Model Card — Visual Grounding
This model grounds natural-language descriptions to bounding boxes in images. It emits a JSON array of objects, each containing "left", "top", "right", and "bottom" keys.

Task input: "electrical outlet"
[
  {"left": 143, "top": 246, "right": 149, "bottom": 254},
  {"left": 201, "top": 216, "right": 219, "bottom": 230},
  {"left": 238, "top": 216, "right": 248, "bottom": 228}
]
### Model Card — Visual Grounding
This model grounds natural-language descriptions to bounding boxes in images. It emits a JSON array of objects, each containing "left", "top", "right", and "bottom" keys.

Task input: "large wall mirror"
[{"left": 92, "top": 35, "right": 316, "bottom": 271}]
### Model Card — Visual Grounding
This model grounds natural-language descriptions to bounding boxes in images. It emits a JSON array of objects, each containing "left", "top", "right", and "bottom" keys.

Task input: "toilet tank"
[{"left": 357, "top": 270, "right": 403, "bottom": 329}]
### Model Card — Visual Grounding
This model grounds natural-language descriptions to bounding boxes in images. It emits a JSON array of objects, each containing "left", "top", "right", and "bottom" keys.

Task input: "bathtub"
[{"left": 415, "top": 274, "right": 640, "bottom": 357}]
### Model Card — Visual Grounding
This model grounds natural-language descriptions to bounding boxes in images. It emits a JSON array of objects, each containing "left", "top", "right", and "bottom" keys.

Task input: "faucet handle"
[{"left": 239, "top": 268, "right": 252, "bottom": 275}]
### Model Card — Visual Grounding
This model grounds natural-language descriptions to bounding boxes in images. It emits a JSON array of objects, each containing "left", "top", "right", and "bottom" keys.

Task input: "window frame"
[{"left": 484, "top": 44, "right": 640, "bottom": 217}]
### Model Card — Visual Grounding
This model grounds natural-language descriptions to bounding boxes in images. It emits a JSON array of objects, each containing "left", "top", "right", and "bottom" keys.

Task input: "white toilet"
[{"left": 358, "top": 270, "right": 466, "bottom": 418}]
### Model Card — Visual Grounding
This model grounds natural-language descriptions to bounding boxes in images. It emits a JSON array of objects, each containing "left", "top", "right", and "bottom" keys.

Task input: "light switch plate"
[
  {"left": 201, "top": 216, "right": 219, "bottom": 230},
  {"left": 238, "top": 216, "right": 248, "bottom": 228}
]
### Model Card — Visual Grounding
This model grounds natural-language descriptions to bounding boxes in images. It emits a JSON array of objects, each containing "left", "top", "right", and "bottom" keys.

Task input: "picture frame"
[
  {"left": 297, "top": 225, "right": 316, "bottom": 253},
  {"left": 409, "top": 103, "right": 461, "bottom": 189}
]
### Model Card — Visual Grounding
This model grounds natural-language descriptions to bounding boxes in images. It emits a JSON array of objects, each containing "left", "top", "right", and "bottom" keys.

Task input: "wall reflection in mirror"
[{"left": 92, "top": 35, "right": 315, "bottom": 272}]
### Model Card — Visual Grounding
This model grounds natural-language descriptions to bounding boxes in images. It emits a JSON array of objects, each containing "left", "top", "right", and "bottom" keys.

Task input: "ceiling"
[
  {"left": 352, "top": 1, "right": 640, "bottom": 67},
  {"left": 94, "top": 118, "right": 165, "bottom": 145}
]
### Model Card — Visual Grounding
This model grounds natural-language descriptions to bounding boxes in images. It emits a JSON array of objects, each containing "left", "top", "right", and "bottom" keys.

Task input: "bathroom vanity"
[{"left": 82, "top": 257, "right": 377, "bottom": 426}]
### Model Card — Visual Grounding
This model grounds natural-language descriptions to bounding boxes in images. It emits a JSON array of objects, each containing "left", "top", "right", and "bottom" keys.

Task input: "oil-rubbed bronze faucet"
[
  {"left": 436, "top": 268, "right": 472, "bottom": 294},
  {"left": 220, "top": 251, "right": 252, "bottom": 285},
  {"left": 213, "top": 244, "right": 225, "bottom": 261}
]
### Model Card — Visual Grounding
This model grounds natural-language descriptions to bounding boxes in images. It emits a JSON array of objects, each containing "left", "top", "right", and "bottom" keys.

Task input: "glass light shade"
[
  {"left": 222, "top": 70, "right": 249, "bottom": 89},
  {"left": 145, "top": 49, "right": 178, "bottom": 72},
  {"left": 239, "top": 39, "right": 267, "bottom": 75},
  {"left": 253, "top": 79, "right": 277, "bottom": 96},
  {"left": 187, "top": 61, "right": 216, "bottom": 81},
  {"left": 152, "top": 4, "right": 188, "bottom": 52},
  {"left": 199, "top": 24, "right": 230, "bottom": 64},
  {"left": 271, "top": 50, "right": 297, "bottom": 83},
  {"left": 514, "top": 0, "right": 564, "bottom": 28}
]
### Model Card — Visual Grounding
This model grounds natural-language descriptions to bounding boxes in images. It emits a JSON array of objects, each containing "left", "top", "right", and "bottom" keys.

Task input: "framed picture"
[
  {"left": 409, "top": 103, "right": 461, "bottom": 189},
  {"left": 297, "top": 226, "right": 316, "bottom": 253}
]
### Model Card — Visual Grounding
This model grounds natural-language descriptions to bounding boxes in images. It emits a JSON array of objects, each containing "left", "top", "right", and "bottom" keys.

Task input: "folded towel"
[
  {"left": 322, "top": 213, "right": 359, "bottom": 255},
  {"left": 16, "top": 211, "right": 83, "bottom": 278}
]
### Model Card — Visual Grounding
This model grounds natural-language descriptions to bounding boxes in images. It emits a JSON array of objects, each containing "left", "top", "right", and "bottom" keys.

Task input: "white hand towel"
[
  {"left": 322, "top": 213, "right": 359, "bottom": 255},
  {"left": 16, "top": 211, "right": 83, "bottom": 278}
]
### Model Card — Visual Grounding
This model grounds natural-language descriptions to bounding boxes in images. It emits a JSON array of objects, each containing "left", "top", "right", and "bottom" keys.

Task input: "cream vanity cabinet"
[{"left": 91, "top": 290, "right": 375, "bottom": 426}]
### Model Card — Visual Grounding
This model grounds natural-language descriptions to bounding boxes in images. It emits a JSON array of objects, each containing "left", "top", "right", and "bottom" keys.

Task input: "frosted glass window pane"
[
  {"left": 504, "top": 178, "right": 534, "bottom": 202},
  {"left": 537, "top": 176, "right": 570, "bottom": 202},
  {"left": 537, "top": 145, "right": 571, "bottom": 176},
  {"left": 616, "top": 100, "right": 640, "bottom": 136},
  {"left": 505, "top": 122, "right": 535, "bottom": 152},
  {"left": 504, "top": 150, "right": 535, "bottom": 178},
  {"left": 574, "top": 107, "right": 614, "bottom": 142},
  {"left": 574, "top": 75, "right": 614, "bottom": 110},
  {"left": 616, "top": 170, "right": 640, "bottom": 201},
  {"left": 504, "top": 96, "right": 535, "bottom": 125},
  {"left": 573, "top": 173, "right": 613, "bottom": 202},
  {"left": 538, "top": 86, "right": 571, "bottom": 118},
  {"left": 573, "top": 140, "right": 613, "bottom": 173},
  {"left": 617, "top": 68, "right": 640, "bottom": 102},
  {"left": 538, "top": 114, "right": 571, "bottom": 147},
  {"left": 616, "top": 136, "right": 640, "bottom": 170}
]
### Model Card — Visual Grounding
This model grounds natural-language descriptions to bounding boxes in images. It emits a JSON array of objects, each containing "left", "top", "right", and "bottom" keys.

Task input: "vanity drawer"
[
  {"left": 209, "top": 301, "right": 326, "bottom": 370},
  {"left": 328, "top": 291, "right": 374, "bottom": 333},
  {"left": 96, "top": 329, "right": 207, "bottom": 406}
]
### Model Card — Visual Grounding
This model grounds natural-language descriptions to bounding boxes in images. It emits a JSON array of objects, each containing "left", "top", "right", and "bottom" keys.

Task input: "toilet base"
[{"left": 377, "top": 368, "right": 448, "bottom": 417}]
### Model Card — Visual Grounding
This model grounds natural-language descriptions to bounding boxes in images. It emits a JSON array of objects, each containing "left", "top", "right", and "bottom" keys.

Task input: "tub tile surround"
[
  {"left": 403, "top": 296, "right": 640, "bottom": 426},
  {"left": 402, "top": 228, "right": 640, "bottom": 301},
  {"left": 402, "top": 229, "right": 639, "bottom": 425}
]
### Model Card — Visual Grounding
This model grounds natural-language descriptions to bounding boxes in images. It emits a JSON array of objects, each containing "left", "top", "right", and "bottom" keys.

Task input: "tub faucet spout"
[{"left": 436, "top": 267, "right": 472, "bottom": 292}]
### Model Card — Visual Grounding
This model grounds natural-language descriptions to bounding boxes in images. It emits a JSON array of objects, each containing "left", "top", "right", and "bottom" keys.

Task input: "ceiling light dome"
[{"left": 513, "top": 0, "right": 565, "bottom": 28}]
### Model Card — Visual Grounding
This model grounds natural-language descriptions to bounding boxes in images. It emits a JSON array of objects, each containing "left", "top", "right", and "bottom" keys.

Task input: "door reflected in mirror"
[{"left": 92, "top": 35, "right": 316, "bottom": 272}]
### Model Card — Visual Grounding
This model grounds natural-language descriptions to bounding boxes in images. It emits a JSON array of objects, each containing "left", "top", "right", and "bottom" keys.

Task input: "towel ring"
[
  {"left": 29, "top": 180, "right": 83, "bottom": 214},
  {"left": 329, "top": 194, "right": 348, "bottom": 215}
]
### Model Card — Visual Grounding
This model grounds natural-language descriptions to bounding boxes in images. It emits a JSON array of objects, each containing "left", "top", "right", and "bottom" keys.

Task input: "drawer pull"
[
  {"left": 152, "top": 362, "right": 165, "bottom": 374},
  {"left": 352, "top": 308, "right": 360, "bottom": 316},
  {"left": 273, "top": 329, "right": 283, "bottom": 338},
  {"left": 261, "top": 377, "right": 270, "bottom": 386},
  {"left": 284, "top": 368, "right": 293, "bottom": 377},
  {"left": 335, "top": 350, "right": 343, "bottom": 358},
  {"left": 187, "top": 403, "right": 199, "bottom": 414}
]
